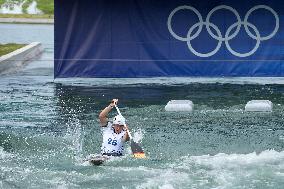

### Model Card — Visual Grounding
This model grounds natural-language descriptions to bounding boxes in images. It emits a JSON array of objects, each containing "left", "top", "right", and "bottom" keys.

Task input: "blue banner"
[{"left": 54, "top": 0, "right": 284, "bottom": 78}]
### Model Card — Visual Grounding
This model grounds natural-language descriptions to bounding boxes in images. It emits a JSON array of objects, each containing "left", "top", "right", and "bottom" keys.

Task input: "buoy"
[
  {"left": 165, "top": 100, "right": 194, "bottom": 112},
  {"left": 245, "top": 100, "right": 273, "bottom": 112}
]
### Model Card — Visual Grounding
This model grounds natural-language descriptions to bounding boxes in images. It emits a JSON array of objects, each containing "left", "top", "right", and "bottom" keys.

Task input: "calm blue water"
[{"left": 0, "top": 23, "right": 284, "bottom": 189}]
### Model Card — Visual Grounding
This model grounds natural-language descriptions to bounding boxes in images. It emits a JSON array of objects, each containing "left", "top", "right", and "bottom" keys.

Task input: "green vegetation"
[
  {"left": 0, "top": 43, "right": 26, "bottom": 56},
  {"left": 36, "top": 0, "right": 54, "bottom": 15},
  {"left": 0, "top": 0, "right": 5, "bottom": 6},
  {"left": 22, "top": 0, "right": 33, "bottom": 14}
]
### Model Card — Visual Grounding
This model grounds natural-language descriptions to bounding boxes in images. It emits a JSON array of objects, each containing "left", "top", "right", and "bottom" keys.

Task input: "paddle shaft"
[
  {"left": 114, "top": 105, "right": 146, "bottom": 158},
  {"left": 114, "top": 105, "right": 133, "bottom": 140}
]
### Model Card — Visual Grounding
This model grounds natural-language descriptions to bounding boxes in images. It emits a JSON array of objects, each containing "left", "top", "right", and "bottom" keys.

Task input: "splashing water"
[
  {"left": 64, "top": 111, "right": 84, "bottom": 163},
  {"left": 133, "top": 128, "right": 144, "bottom": 143},
  {"left": 0, "top": 146, "right": 12, "bottom": 159}
]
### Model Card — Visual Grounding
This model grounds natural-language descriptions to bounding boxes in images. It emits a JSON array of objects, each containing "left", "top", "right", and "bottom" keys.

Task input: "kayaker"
[{"left": 99, "top": 99, "right": 129, "bottom": 156}]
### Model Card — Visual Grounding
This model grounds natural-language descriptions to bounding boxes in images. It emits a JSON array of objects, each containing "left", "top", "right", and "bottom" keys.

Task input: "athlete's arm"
[
  {"left": 122, "top": 124, "right": 130, "bottom": 142},
  {"left": 99, "top": 99, "right": 118, "bottom": 127}
]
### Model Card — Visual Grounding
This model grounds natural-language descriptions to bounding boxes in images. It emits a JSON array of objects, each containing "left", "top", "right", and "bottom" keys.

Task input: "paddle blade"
[
  {"left": 133, "top": 152, "right": 146, "bottom": 158},
  {"left": 130, "top": 140, "right": 146, "bottom": 158}
]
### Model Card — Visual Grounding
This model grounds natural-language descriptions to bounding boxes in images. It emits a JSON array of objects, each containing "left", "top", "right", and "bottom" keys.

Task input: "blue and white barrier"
[
  {"left": 245, "top": 100, "right": 273, "bottom": 112},
  {"left": 165, "top": 100, "right": 194, "bottom": 112}
]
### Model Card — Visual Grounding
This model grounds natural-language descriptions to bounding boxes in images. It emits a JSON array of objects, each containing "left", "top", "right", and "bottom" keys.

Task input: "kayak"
[
  {"left": 89, "top": 156, "right": 109, "bottom": 166},
  {"left": 85, "top": 154, "right": 110, "bottom": 166}
]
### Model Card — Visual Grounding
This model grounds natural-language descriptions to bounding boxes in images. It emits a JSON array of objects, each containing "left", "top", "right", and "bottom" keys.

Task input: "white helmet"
[{"left": 112, "top": 115, "right": 126, "bottom": 125}]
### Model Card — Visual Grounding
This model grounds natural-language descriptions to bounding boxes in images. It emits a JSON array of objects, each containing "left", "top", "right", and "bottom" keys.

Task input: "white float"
[
  {"left": 165, "top": 100, "right": 194, "bottom": 112},
  {"left": 245, "top": 100, "right": 273, "bottom": 112}
]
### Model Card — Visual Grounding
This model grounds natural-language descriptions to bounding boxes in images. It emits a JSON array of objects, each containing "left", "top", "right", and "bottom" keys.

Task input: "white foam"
[
  {"left": 43, "top": 177, "right": 79, "bottom": 188},
  {"left": 136, "top": 169, "right": 189, "bottom": 189},
  {"left": 132, "top": 128, "right": 144, "bottom": 143},
  {"left": 189, "top": 150, "right": 284, "bottom": 168},
  {"left": 0, "top": 147, "right": 12, "bottom": 159},
  {"left": 173, "top": 150, "right": 284, "bottom": 188}
]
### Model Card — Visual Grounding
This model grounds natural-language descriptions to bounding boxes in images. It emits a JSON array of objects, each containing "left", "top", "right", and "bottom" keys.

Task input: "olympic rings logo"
[{"left": 167, "top": 5, "right": 279, "bottom": 57}]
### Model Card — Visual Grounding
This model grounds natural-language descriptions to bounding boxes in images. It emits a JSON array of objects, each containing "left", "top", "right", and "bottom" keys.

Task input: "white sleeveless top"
[{"left": 101, "top": 122, "right": 126, "bottom": 155}]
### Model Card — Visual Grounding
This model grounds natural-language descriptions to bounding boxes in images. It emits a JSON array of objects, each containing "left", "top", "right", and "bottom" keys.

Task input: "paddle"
[{"left": 114, "top": 105, "right": 146, "bottom": 158}]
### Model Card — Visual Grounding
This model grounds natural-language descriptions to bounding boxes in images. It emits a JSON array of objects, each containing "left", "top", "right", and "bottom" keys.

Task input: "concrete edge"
[
  {"left": 0, "top": 42, "right": 43, "bottom": 74},
  {"left": 0, "top": 18, "right": 54, "bottom": 24}
]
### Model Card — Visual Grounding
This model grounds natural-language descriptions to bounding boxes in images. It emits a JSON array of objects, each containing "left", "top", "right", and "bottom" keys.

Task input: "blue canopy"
[{"left": 55, "top": 0, "right": 284, "bottom": 78}]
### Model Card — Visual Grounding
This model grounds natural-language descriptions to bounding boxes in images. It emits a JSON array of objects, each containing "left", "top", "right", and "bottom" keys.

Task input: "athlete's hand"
[
  {"left": 123, "top": 124, "right": 130, "bottom": 141},
  {"left": 110, "top": 99, "right": 118, "bottom": 107},
  {"left": 123, "top": 124, "right": 129, "bottom": 131}
]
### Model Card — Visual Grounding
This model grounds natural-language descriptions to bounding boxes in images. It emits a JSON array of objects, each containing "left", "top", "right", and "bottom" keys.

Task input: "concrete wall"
[
  {"left": 0, "top": 18, "right": 54, "bottom": 24},
  {"left": 0, "top": 42, "right": 43, "bottom": 74}
]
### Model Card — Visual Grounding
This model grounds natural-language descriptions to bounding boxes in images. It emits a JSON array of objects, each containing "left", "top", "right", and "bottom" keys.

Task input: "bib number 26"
[{"left": 107, "top": 138, "right": 117, "bottom": 146}]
